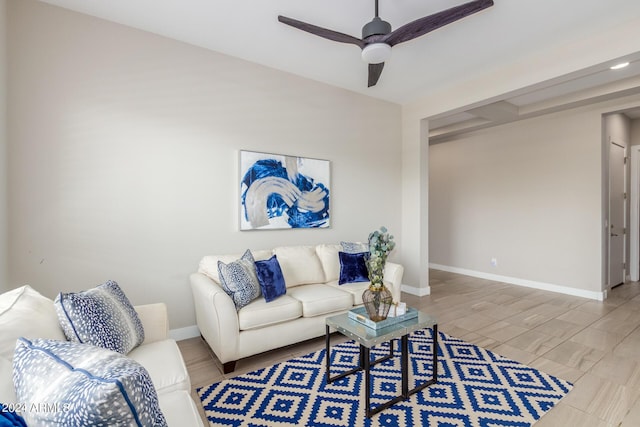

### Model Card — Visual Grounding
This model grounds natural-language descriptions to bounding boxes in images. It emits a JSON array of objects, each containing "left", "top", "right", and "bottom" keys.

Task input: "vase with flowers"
[{"left": 362, "top": 226, "right": 395, "bottom": 321}]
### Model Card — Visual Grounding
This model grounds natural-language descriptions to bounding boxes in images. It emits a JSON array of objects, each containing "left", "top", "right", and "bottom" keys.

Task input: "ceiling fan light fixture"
[{"left": 361, "top": 43, "right": 391, "bottom": 64}]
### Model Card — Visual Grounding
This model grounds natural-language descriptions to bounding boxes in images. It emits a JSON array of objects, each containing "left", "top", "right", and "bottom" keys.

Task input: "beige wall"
[
  {"left": 0, "top": 0, "right": 7, "bottom": 291},
  {"left": 6, "top": 0, "right": 402, "bottom": 331},
  {"left": 632, "top": 119, "right": 640, "bottom": 146},
  {"left": 429, "top": 96, "right": 640, "bottom": 295},
  {"left": 605, "top": 114, "right": 631, "bottom": 145}
]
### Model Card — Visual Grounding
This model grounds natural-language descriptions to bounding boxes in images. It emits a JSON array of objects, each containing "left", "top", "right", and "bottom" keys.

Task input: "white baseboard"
[
  {"left": 429, "top": 263, "right": 605, "bottom": 301},
  {"left": 402, "top": 283, "right": 431, "bottom": 297},
  {"left": 169, "top": 325, "right": 201, "bottom": 341}
]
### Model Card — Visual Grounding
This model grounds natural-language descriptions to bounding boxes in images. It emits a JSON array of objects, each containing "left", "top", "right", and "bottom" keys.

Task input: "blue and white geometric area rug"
[{"left": 198, "top": 330, "right": 573, "bottom": 427}]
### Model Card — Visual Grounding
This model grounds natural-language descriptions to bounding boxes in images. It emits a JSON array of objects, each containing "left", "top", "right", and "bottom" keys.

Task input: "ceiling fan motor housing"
[{"left": 362, "top": 17, "right": 391, "bottom": 38}]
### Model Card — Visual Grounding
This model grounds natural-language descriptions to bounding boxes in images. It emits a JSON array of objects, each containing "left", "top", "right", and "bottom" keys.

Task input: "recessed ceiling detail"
[{"left": 429, "top": 58, "right": 640, "bottom": 143}]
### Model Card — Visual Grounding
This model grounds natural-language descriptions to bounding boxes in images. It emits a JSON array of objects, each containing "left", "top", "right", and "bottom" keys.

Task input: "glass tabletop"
[{"left": 326, "top": 309, "right": 437, "bottom": 348}]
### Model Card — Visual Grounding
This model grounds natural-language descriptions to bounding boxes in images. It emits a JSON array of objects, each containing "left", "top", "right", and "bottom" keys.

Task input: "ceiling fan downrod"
[{"left": 363, "top": 0, "right": 391, "bottom": 38}]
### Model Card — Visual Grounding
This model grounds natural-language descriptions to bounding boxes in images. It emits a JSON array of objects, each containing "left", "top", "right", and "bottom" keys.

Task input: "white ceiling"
[{"left": 38, "top": 0, "right": 640, "bottom": 139}]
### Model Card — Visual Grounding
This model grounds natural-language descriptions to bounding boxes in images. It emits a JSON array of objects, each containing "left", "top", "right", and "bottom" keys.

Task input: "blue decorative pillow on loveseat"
[
  {"left": 0, "top": 407, "right": 26, "bottom": 427},
  {"left": 338, "top": 251, "right": 370, "bottom": 285},
  {"left": 255, "top": 255, "right": 287, "bottom": 302},
  {"left": 12, "top": 338, "right": 166, "bottom": 427},
  {"left": 54, "top": 280, "right": 145, "bottom": 354}
]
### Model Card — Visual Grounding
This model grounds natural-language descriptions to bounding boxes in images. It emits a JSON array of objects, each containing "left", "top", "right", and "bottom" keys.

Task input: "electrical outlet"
[{"left": 490, "top": 258, "right": 498, "bottom": 267}]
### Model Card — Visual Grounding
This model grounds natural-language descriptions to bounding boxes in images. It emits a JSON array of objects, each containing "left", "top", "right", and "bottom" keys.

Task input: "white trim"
[
  {"left": 169, "top": 325, "right": 200, "bottom": 341},
  {"left": 401, "top": 283, "right": 431, "bottom": 297},
  {"left": 429, "top": 263, "right": 605, "bottom": 301},
  {"left": 630, "top": 145, "right": 640, "bottom": 281}
]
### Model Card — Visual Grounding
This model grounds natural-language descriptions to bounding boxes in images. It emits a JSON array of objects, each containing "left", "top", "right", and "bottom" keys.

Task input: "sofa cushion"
[
  {"left": 199, "top": 250, "right": 273, "bottom": 283},
  {"left": 255, "top": 255, "right": 287, "bottom": 302},
  {"left": 316, "top": 244, "right": 341, "bottom": 282},
  {"left": 1, "top": 356, "right": 16, "bottom": 403},
  {"left": 157, "top": 390, "right": 204, "bottom": 427},
  {"left": 326, "top": 280, "right": 372, "bottom": 306},
  {"left": 13, "top": 338, "right": 167, "bottom": 427},
  {"left": 54, "top": 280, "right": 145, "bottom": 354},
  {"left": 338, "top": 251, "right": 370, "bottom": 285},
  {"left": 238, "top": 295, "right": 302, "bottom": 331},
  {"left": 127, "top": 339, "right": 190, "bottom": 394},
  {"left": 0, "top": 285, "right": 66, "bottom": 361},
  {"left": 286, "top": 284, "right": 353, "bottom": 317},
  {"left": 217, "top": 250, "right": 261, "bottom": 310},
  {"left": 274, "top": 246, "right": 325, "bottom": 287}
]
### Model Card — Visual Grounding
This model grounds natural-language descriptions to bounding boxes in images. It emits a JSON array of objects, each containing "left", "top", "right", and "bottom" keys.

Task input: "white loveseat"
[
  {"left": 0, "top": 285, "right": 204, "bottom": 427},
  {"left": 190, "top": 244, "right": 404, "bottom": 373}
]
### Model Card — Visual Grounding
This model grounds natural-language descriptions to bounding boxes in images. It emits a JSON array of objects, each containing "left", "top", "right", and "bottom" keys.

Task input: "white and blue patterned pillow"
[
  {"left": 217, "top": 249, "right": 261, "bottom": 310},
  {"left": 13, "top": 338, "right": 167, "bottom": 427},
  {"left": 340, "top": 241, "right": 370, "bottom": 254},
  {"left": 54, "top": 280, "right": 145, "bottom": 354}
]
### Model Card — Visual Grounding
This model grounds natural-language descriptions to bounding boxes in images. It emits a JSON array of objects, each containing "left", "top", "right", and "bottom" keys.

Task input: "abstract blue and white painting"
[{"left": 240, "top": 150, "right": 330, "bottom": 230}]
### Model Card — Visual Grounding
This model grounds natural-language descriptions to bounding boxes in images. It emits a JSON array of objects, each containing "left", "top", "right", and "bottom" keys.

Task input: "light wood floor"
[{"left": 177, "top": 270, "right": 640, "bottom": 426}]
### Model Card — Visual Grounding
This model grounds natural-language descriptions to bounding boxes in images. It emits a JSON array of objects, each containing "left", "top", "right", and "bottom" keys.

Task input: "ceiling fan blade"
[
  {"left": 368, "top": 63, "right": 385, "bottom": 87},
  {"left": 382, "top": 0, "right": 493, "bottom": 46},
  {"left": 278, "top": 15, "right": 365, "bottom": 49}
]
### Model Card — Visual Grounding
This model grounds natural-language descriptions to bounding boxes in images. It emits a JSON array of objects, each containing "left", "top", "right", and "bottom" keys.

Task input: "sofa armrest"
[
  {"left": 384, "top": 262, "right": 405, "bottom": 303},
  {"left": 190, "top": 273, "right": 240, "bottom": 364},
  {"left": 135, "top": 303, "right": 169, "bottom": 344}
]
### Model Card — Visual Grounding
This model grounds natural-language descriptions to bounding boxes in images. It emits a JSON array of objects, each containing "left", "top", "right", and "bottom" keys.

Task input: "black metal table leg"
[
  {"left": 325, "top": 325, "right": 330, "bottom": 384},
  {"left": 363, "top": 345, "right": 371, "bottom": 418},
  {"left": 366, "top": 335, "right": 414, "bottom": 417},
  {"left": 403, "top": 324, "right": 439, "bottom": 397},
  {"left": 326, "top": 327, "right": 365, "bottom": 384},
  {"left": 433, "top": 324, "right": 438, "bottom": 383},
  {"left": 401, "top": 334, "right": 409, "bottom": 398}
]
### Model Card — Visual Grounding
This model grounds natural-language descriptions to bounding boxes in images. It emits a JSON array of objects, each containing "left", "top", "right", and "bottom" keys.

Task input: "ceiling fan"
[{"left": 278, "top": 0, "right": 494, "bottom": 87}]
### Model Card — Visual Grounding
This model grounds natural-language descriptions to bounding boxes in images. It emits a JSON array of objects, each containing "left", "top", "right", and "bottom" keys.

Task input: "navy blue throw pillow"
[
  {"left": 338, "top": 251, "right": 370, "bottom": 285},
  {"left": 255, "top": 255, "right": 287, "bottom": 302},
  {"left": 0, "top": 406, "right": 27, "bottom": 427}
]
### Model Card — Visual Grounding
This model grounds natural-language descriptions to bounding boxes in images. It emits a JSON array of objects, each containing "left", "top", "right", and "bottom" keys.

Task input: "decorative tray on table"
[{"left": 348, "top": 306, "right": 418, "bottom": 330}]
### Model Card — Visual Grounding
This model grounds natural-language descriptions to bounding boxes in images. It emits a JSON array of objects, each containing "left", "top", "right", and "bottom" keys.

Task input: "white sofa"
[
  {"left": 0, "top": 285, "right": 204, "bottom": 427},
  {"left": 190, "top": 244, "right": 404, "bottom": 373}
]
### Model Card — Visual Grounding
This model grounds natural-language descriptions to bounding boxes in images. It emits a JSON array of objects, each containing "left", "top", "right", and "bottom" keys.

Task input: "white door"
[{"left": 609, "top": 141, "right": 626, "bottom": 287}]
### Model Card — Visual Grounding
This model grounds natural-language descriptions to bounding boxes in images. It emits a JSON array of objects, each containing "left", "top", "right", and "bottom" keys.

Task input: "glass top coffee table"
[{"left": 325, "top": 309, "right": 438, "bottom": 418}]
